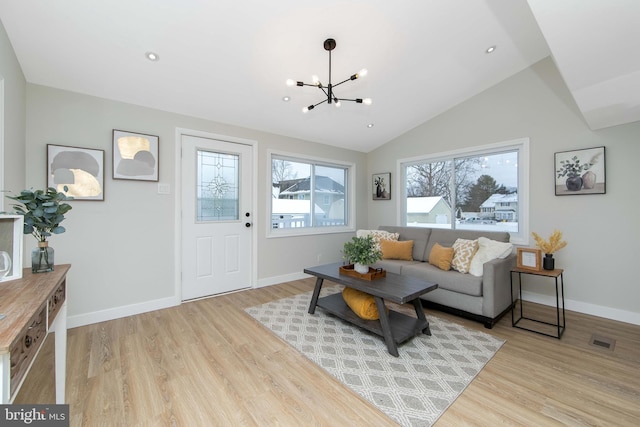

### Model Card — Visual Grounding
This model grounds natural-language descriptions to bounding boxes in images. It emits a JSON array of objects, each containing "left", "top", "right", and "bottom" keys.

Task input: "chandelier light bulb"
[
  {"left": 312, "top": 75, "right": 320, "bottom": 85},
  {"left": 286, "top": 79, "right": 295, "bottom": 87},
  {"left": 363, "top": 98, "right": 372, "bottom": 105},
  {"left": 335, "top": 100, "right": 342, "bottom": 107},
  {"left": 358, "top": 68, "right": 368, "bottom": 78},
  {"left": 302, "top": 107, "right": 309, "bottom": 113}
]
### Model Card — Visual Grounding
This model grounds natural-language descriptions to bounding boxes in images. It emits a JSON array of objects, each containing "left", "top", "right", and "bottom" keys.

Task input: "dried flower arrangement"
[{"left": 531, "top": 230, "right": 567, "bottom": 254}]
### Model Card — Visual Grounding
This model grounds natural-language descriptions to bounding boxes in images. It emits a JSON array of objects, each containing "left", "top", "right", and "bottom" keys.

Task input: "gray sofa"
[{"left": 373, "top": 226, "right": 516, "bottom": 328}]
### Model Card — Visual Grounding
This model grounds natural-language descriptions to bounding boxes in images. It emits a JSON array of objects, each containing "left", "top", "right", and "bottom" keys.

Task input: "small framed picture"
[
  {"left": 113, "top": 129, "right": 159, "bottom": 181},
  {"left": 372, "top": 172, "right": 391, "bottom": 200},
  {"left": 47, "top": 144, "right": 105, "bottom": 201},
  {"left": 517, "top": 248, "right": 542, "bottom": 271}
]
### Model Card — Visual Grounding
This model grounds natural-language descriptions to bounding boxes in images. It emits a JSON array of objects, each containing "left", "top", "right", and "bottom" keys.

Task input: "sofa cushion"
[
  {"left": 373, "top": 259, "right": 421, "bottom": 275},
  {"left": 379, "top": 226, "right": 432, "bottom": 261},
  {"left": 468, "top": 237, "right": 513, "bottom": 277},
  {"left": 402, "top": 262, "right": 483, "bottom": 297},
  {"left": 451, "top": 238, "right": 479, "bottom": 274},
  {"left": 380, "top": 239, "right": 414, "bottom": 260},
  {"left": 428, "top": 243, "right": 454, "bottom": 270}
]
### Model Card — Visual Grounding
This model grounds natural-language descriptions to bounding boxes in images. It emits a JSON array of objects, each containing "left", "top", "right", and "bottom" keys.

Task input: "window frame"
[
  {"left": 268, "top": 150, "right": 355, "bottom": 238},
  {"left": 398, "top": 138, "right": 530, "bottom": 245}
]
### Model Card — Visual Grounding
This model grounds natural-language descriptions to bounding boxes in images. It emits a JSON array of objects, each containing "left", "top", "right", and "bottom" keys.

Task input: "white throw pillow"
[{"left": 468, "top": 237, "right": 513, "bottom": 277}]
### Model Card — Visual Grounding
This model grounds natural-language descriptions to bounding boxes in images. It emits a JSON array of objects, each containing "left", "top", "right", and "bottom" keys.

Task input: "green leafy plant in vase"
[
  {"left": 342, "top": 235, "right": 382, "bottom": 274},
  {"left": 7, "top": 187, "right": 72, "bottom": 273}
]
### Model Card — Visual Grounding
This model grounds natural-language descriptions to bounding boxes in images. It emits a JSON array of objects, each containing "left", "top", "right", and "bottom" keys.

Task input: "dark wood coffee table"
[{"left": 304, "top": 262, "right": 438, "bottom": 357}]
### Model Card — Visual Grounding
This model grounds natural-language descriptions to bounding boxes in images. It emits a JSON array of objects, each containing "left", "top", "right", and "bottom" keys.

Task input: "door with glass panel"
[{"left": 181, "top": 134, "right": 252, "bottom": 300}]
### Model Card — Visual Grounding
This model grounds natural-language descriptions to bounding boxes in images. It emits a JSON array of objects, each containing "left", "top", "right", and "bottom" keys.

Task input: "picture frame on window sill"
[
  {"left": 372, "top": 172, "right": 391, "bottom": 200},
  {"left": 517, "top": 247, "right": 542, "bottom": 271}
]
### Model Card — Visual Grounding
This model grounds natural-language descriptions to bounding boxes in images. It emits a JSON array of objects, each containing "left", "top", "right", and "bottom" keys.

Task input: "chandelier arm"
[
  {"left": 311, "top": 98, "right": 328, "bottom": 108},
  {"left": 332, "top": 76, "right": 356, "bottom": 88},
  {"left": 317, "top": 86, "right": 330, "bottom": 97}
]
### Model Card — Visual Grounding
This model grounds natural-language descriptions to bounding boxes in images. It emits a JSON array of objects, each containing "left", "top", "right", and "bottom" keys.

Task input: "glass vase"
[
  {"left": 0, "top": 250, "right": 11, "bottom": 279},
  {"left": 32, "top": 241, "right": 54, "bottom": 273}
]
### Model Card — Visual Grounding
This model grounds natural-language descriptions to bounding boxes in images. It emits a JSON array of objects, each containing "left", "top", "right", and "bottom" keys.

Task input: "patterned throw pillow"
[
  {"left": 451, "top": 238, "right": 479, "bottom": 274},
  {"left": 356, "top": 229, "right": 400, "bottom": 251}
]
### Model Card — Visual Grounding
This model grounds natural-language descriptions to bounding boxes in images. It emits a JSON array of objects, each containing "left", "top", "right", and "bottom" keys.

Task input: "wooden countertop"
[{"left": 0, "top": 264, "right": 71, "bottom": 353}]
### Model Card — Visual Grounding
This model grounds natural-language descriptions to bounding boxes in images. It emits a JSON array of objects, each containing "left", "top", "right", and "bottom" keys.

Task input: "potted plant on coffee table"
[
  {"left": 7, "top": 187, "right": 72, "bottom": 273},
  {"left": 342, "top": 235, "right": 383, "bottom": 274}
]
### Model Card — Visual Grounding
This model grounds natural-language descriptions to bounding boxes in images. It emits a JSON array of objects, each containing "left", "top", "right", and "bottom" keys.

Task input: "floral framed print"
[
  {"left": 113, "top": 129, "right": 159, "bottom": 181},
  {"left": 555, "top": 146, "right": 605, "bottom": 195},
  {"left": 372, "top": 172, "right": 391, "bottom": 200},
  {"left": 47, "top": 144, "right": 105, "bottom": 201}
]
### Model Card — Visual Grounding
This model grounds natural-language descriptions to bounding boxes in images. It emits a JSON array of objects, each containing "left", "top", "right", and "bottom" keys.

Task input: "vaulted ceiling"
[{"left": 1, "top": 1, "right": 638, "bottom": 152}]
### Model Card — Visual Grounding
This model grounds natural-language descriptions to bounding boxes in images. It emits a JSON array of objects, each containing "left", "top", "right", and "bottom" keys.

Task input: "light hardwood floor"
[{"left": 16, "top": 278, "right": 640, "bottom": 426}]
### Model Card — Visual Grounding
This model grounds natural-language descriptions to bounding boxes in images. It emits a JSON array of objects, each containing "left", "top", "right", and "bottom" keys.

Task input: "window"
[
  {"left": 401, "top": 139, "right": 529, "bottom": 244},
  {"left": 196, "top": 150, "right": 239, "bottom": 221},
  {"left": 270, "top": 152, "right": 353, "bottom": 236}
]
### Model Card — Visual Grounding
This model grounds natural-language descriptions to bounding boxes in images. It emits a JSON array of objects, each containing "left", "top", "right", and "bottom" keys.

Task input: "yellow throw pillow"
[
  {"left": 428, "top": 242, "right": 455, "bottom": 271},
  {"left": 342, "top": 287, "right": 381, "bottom": 320},
  {"left": 380, "top": 239, "right": 414, "bottom": 261}
]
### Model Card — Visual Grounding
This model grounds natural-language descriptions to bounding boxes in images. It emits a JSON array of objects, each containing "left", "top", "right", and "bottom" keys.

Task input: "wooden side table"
[
  {"left": 510, "top": 267, "right": 565, "bottom": 339},
  {"left": 0, "top": 265, "right": 70, "bottom": 403}
]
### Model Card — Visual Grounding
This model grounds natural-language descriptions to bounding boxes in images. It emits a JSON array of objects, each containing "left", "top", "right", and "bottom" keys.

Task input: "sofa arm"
[{"left": 481, "top": 252, "right": 517, "bottom": 318}]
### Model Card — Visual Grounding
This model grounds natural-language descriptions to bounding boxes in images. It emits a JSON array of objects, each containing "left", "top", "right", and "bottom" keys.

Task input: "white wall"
[
  {"left": 26, "top": 84, "right": 367, "bottom": 327},
  {"left": 0, "top": 20, "right": 26, "bottom": 203},
  {"left": 367, "top": 57, "right": 640, "bottom": 324}
]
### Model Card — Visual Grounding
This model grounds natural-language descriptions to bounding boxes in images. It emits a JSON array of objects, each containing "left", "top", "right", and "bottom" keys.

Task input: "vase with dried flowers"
[{"left": 531, "top": 230, "right": 567, "bottom": 270}]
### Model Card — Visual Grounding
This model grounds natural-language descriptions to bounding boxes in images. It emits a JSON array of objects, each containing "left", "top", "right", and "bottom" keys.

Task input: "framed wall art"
[
  {"left": 47, "top": 144, "right": 105, "bottom": 201},
  {"left": 113, "top": 129, "right": 159, "bottom": 181},
  {"left": 555, "top": 146, "right": 605, "bottom": 195},
  {"left": 372, "top": 172, "right": 391, "bottom": 200},
  {"left": 517, "top": 247, "right": 542, "bottom": 271}
]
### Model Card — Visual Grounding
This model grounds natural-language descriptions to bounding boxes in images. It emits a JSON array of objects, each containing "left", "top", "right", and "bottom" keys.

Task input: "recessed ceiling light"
[
  {"left": 282, "top": 96, "right": 291, "bottom": 102},
  {"left": 485, "top": 46, "right": 496, "bottom": 54},
  {"left": 367, "top": 123, "right": 374, "bottom": 128},
  {"left": 145, "top": 51, "right": 160, "bottom": 61}
]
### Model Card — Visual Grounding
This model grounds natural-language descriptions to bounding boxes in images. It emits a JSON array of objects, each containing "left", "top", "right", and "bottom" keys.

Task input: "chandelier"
[{"left": 286, "top": 38, "right": 372, "bottom": 113}]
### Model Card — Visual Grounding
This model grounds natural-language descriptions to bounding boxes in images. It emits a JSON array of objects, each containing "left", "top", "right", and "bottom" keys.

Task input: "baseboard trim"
[
  {"left": 67, "top": 295, "right": 180, "bottom": 329},
  {"left": 66, "top": 278, "right": 639, "bottom": 329},
  {"left": 256, "top": 271, "right": 310, "bottom": 288},
  {"left": 521, "top": 291, "right": 640, "bottom": 326}
]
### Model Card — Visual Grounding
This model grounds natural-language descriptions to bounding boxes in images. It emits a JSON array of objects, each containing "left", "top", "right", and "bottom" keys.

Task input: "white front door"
[{"left": 181, "top": 134, "right": 253, "bottom": 300}]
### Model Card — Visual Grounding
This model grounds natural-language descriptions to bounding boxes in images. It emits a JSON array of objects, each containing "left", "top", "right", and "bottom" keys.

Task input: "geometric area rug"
[{"left": 245, "top": 285, "right": 505, "bottom": 427}]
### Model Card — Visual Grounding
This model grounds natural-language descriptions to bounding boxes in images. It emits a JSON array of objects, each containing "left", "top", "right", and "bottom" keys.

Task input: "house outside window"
[
  {"left": 270, "top": 152, "right": 354, "bottom": 236},
  {"left": 400, "top": 139, "right": 529, "bottom": 244}
]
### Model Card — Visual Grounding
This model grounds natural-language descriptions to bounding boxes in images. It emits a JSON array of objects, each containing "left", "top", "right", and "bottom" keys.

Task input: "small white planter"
[{"left": 354, "top": 263, "right": 370, "bottom": 274}]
